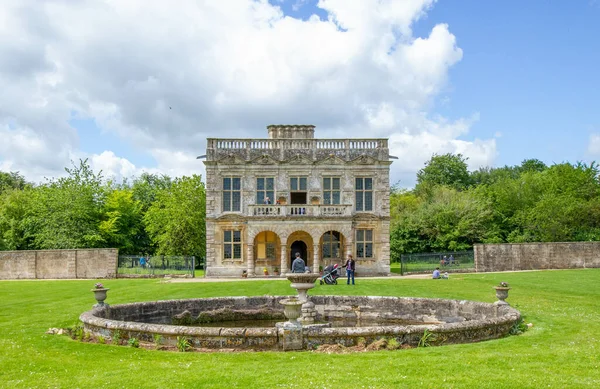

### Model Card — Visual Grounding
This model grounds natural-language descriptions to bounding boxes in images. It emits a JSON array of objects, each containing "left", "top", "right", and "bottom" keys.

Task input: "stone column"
[
  {"left": 280, "top": 244, "right": 288, "bottom": 275},
  {"left": 312, "top": 244, "right": 320, "bottom": 273},
  {"left": 246, "top": 244, "right": 255, "bottom": 276}
]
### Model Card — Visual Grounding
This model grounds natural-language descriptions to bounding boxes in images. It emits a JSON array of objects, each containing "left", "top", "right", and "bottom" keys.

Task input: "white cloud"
[
  {"left": 587, "top": 134, "right": 600, "bottom": 156},
  {"left": 0, "top": 0, "right": 495, "bottom": 186}
]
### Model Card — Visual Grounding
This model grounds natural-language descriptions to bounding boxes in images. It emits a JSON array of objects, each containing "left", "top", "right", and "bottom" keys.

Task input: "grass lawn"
[{"left": 1, "top": 270, "right": 599, "bottom": 388}]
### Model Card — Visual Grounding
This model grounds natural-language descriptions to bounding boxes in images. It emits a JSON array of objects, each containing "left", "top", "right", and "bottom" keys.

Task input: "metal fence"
[
  {"left": 399, "top": 251, "right": 474, "bottom": 275},
  {"left": 117, "top": 255, "right": 200, "bottom": 277}
]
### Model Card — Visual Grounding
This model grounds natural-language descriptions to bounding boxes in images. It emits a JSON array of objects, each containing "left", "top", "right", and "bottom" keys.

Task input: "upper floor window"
[
  {"left": 290, "top": 177, "right": 307, "bottom": 191},
  {"left": 355, "top": 229, "right": 373, "bottom": 258},
  {"left": 323, "top": 177, "right": 341, "bottom": 205},
  {"left": 223, "top": 230, "right": 242, "bottom": 260},
  {"left": 290, "top": 176, "right": 308, "bottom": 204},
  {"left": 256, "top": 177, "right": 275, "bottom": 204},
  {"left": 355, "top": 177, "right": 373, "bottom": 211},
  {"left": 223, "top": 177, "right": 241, "bottom": 212}
]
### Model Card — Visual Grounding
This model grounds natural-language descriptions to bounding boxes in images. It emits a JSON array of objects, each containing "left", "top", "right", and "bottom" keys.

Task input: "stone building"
[{"left": 203, "top": 125, "right": 392, "bottom": 277}]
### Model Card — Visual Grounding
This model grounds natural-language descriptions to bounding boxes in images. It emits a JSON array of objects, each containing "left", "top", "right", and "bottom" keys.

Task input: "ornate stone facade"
[{"left": 204, "top": 125, "right": 392, "bottom": 277}]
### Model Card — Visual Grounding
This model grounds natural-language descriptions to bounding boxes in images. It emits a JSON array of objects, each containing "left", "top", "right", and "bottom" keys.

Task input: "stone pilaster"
[
  {"left": 312, "top": 244, "right": 320, "bottom": 273},
  {"left": 280, "top": 245, "right": 288, "bottom": 275}
]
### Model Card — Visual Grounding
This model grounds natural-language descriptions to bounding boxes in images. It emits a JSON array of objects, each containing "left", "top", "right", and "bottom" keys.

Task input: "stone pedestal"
[
  {"left": 286, "top": 273, "right": 319, "bottom": 324},
  {"left": 276, "top": 322, "right": 303, "bottom": 351}
]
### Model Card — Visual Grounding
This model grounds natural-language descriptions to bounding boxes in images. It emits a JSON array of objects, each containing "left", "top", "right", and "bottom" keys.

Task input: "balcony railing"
[
  {"left": 208, "top": 138, "right": 387, "bottom": 150},
  {"left": 206, "top": 138, "right": 389, "bottom": 163},
  {"left": 248, "top": 204, "right": 352, "bottom": 217}
]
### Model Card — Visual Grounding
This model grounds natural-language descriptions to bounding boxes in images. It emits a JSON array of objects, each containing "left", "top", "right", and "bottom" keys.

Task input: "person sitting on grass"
[{"left": 432, "top": 267, "right": 441, "bottom": 279}]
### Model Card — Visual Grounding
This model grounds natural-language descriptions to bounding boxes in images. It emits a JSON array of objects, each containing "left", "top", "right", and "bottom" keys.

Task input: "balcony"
[{"left": 248, "top": 204, "right": 353, "bottom": 217}]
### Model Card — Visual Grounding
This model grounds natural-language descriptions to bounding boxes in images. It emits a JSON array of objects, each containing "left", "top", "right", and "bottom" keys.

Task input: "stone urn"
[
  {"left": 285, "top": 273, "right": 320, "bottom": 323},
  {"left": 494, "top": 286, "right": 511, "bottom": 305},
  {"left": 91, "top": 287, "right": 110, "bottom": 308},
  {"left": 280, "top": 297, "right": 303, "bottom": 325}
]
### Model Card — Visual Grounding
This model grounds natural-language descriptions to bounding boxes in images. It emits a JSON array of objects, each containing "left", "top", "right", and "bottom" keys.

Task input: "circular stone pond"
[{"left": 80, "top": 295, "right": 521, "bottom": 351}]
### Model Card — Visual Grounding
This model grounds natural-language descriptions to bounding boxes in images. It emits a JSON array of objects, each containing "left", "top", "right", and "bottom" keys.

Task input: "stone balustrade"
[
  {"left": 249, "top": 204, "right": 352, "bottom": 217},
  {"left": 206, "top": 138, "right": 389, "bottom": 162}
]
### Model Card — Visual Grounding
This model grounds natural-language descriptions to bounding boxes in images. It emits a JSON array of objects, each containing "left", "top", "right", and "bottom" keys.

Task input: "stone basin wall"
[{"left": 80, "top": 296, "right": 520, "bottom": 351}]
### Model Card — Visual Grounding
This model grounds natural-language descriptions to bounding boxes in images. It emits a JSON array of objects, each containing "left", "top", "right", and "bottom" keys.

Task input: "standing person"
[
  {"left": 139, "top": 256, "right": 146, "bottom": 268},
  {"left": 449, "top": 254, "right": 455, "bottom": 265},
  {"left": 264, "top": 196, "right": 271, "bottom": 204},
  {"left": 343, "top": 254, "right": 355, "bottom": 285},
  {"left": 291, "top": 252, "right": 305, "bottom": 273}
]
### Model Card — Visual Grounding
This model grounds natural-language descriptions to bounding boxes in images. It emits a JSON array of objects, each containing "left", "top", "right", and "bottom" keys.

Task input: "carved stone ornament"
[
  {"left": 353, "top": 155, "right": 376, "bottom": 165},
  {"left": 285, "top": 154, "right": 312, "bottom": 165},
  {"left": 218, "top": 153, "right": 245, "bottom": 164},
  {"left": 252, "top": 154, "right": 277, "bottom": 165},
  {"left": 316, "top": 155, "right": 345, "bottom": 165}
]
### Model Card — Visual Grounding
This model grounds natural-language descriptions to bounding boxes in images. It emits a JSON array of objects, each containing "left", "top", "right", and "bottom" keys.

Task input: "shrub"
[
  {"left": 387, "top": 338, "right": 401, "bottom": 350},
  {"left": 418, "top": 329, "right": 433, "bottom": 348},
  {"left": 153, "top": 334, "right": 163, "bottom": 349},
  {"left": 112, "top": 330, "right": 122, "bottom": 345},
  {"left": 128, "top": 338, "right": 140, "bottom": 348},
  {"left": 176, "top": 336, "right": 190, "bottom": 352}
]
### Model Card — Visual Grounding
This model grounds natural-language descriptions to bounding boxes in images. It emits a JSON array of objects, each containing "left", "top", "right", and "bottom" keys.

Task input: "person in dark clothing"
[
  {"left": 291, "top": 252, "right": 305, "bottom": 273},
  {"left": 343, "top": 254, "right": 356, "bottom": 285}
]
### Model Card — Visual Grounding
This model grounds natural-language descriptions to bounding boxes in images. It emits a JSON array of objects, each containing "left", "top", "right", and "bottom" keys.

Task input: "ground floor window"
[
  {"left": 322, "top": 231, "right": 341, "bottom": 258},
  {"left": 355, "top": 229, "right": 373, "bottom": 258},
  {"left": 224, "top": 230, "right": 242, "bottom": 259}
]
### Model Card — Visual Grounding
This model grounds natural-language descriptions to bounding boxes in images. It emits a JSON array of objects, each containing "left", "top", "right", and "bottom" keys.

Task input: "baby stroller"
[{"left": 320, "top": 264, "right": 340, "bottom": 285}]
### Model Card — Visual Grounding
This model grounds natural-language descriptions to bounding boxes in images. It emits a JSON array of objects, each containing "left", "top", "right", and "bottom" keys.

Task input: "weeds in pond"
[
  {"left": 128, "top": 338, "right": 140, "bottom": 348},
  {"left": 176, "top": 336, "right": 190, "bottom": 352}
]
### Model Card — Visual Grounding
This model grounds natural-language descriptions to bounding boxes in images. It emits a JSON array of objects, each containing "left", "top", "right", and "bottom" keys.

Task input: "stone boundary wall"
[
  {"left": 0, "top": 249, "right": 118, "bottom": 279},
  {"left": 474, "top": 242, "right": 600, "bottom": 272}
]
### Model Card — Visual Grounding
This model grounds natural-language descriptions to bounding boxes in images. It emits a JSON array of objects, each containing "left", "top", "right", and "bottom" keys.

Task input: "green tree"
[
  {"left": 130, "top": 173, "right": 173, "bottom": 254},
  {"left": 26, "top": 160, "right": 106, "bottom": 249},
  {"left": 144, "top": 175, "right": 206, "bottom": 258},
  {"left": 0, "top": 171, "right": 28, "bottom": 194},
  {"left": 99, "top": 189, "right": 143, "bottom": 254},
  {"left": 416, "top": 153, "right": 471, "bottom": 193},
  {"left": 0, "top": 188, "right": 33, "bottom": 250}
]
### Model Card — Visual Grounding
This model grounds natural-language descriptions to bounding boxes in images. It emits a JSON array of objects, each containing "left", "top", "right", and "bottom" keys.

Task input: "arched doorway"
[
  {"left": 287, "top": 230, "right": 314, "bottom": 269},
  {"left": 290, "top": 240, "right": 308, "bottom": 268}
]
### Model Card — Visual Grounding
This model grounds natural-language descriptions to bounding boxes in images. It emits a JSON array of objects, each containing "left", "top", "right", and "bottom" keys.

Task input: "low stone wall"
[
  {"left": 0, "top": 249, "right": 118, "bottom": 279},
  {"left": 474, "top": 242, "right": 600, "bottom": 272},
  {"left": 80, "top": 296, "right": 520, "bottom": 351}
]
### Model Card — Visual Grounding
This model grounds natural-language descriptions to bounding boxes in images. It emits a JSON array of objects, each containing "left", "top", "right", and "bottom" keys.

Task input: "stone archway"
[
  {"left": 286, "top": 231, "right": 314, "bottom": 270},
  {"left": 253, "top": 231, "right": 281, "bottom": 274},
  {"left": 319, "top": 230, "right": 345, "bottom": 268}
]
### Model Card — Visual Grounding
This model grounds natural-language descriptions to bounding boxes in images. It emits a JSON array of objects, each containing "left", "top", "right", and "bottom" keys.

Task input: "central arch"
[{"left": 286, "top": 231, "right": 314, "bottom": 269}]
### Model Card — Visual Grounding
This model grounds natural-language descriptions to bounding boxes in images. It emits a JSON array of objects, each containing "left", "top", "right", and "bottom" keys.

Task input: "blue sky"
[
  {"left": 413, "top": 0, "right": 600, "bottom": 167},
  {"left": 1, "top": 0, "right": 599, "bottom": 186},
  {"left": 275, "top": 0, "right": 600, "bottom": 166}
]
